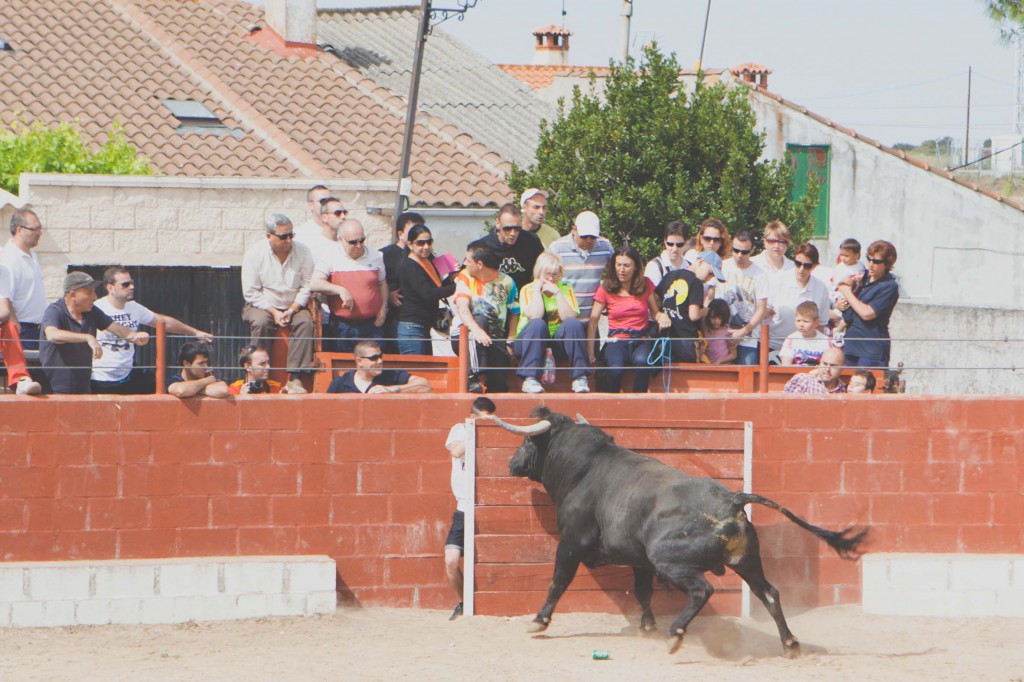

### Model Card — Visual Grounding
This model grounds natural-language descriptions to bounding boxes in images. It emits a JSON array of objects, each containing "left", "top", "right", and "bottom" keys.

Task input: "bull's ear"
[
  {"left": 576, "top": 414, "right": 589, "bottom": 425},
  {"left": 530, "top": 405, "right": 553, "bottom": 419}
]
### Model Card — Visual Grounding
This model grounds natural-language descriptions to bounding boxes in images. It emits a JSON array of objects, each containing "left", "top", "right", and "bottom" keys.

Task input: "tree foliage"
[
  {"left": 508, "top": 44, "right": 817, "bottom": 258},
  {"left": 984, "top": 0, "right": 1024, "bottom": 39},
  {"left": 0, "top": 120, "right": 152, "bottom": 194}
]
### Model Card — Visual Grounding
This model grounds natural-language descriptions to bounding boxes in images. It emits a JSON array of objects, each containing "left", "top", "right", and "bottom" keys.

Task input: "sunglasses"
[
  {"left": 867, "top": 257, "right": 886, "bottom": 265},
  {"left": 765, "top": 238, "right": 788, "bottom": 245},
  {"left": 274, "top": 232, "right": 295, "bottom": 240},
  {"left": 358, "top": 353, "right": 383, "bottom": 361},
  {"left": 346, "top": 237, "right": 366, "bottom": 245},
  {"left": 793, "top": 261, "right": 815, "bottom": 269},
  {"left": 732, "top": 247, "right": 752, "bottom": 255},
  {"left": 413, "top": 238, "right": 434, "bottom": 246},
  {"left": 665, "top": 240, "right": 686, "bottom": 248},
  {"left": 499, "top": 225, "right": 521, "bottom": 232},
  {"left": 119, "top": 281, "right": 135, "bottom": 288},
  {"left": 702, "top": 235, "right": 722, "bottom": 242},
  {"left": 332, "top": 209, "right": 348, "bottom": 217}
]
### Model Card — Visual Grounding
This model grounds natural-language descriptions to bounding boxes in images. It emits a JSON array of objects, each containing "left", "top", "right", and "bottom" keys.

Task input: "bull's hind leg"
[
  {"left": 632, "top": 567, "right": 656, "bottom": 633},
  {"left": 731, "top": 530, "right": 800, "bottom": 658},
  {"left": 660, "top": 568, "right": 714, "bottom": 655},
  {"left": 530, "top": 541, "right": 583, "bottom": 633}
]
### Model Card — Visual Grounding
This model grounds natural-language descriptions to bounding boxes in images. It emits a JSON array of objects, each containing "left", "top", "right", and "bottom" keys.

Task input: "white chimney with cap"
[{"left": 266, "top": 0, "right": 317, "bottom": 46}]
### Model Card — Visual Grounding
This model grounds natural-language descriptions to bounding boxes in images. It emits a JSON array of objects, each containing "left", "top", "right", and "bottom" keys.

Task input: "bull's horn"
[
  {"left": 576, "top": 414, "right": 589, "bottom": 425},
  {"left": 488, "top": 415, "right": 552, "bottom": 436}
]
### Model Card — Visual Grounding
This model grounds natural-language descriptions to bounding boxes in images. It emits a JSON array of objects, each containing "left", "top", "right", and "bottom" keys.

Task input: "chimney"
[
  {"left": 266, "top": 0, "right": 317, "bottom": 47},
  {"left": 531, "top": 25, "right": 572, "bottom": 67},
  {"left": 729, "top": 63, "right": 772, "bottom": 90}
]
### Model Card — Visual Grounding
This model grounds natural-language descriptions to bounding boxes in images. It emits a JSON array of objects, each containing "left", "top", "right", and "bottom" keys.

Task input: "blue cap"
[{"left": 695, "top": 251, "right": 726, "bottom": 282}]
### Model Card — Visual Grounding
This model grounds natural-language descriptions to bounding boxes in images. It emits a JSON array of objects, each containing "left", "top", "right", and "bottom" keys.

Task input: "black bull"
[{"left": 493, "top": 408, "right": 867, "bottom": 657}]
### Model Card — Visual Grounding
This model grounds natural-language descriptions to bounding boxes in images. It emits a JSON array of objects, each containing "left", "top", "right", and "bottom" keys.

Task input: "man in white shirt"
[
  {"left": 91, "top": 266, "right": 214, "bottom": 394},
  {"left": 241, "top": 214, "right": 314, "bottom": 393},
  {"left": 310, "top": 219, "right": 388, "bottom": 353},
  {"left": 718, "top": 230, "right": 770, "bottom": 365},
  {"left": 1, "top": 261, "right": 41, "bottom": 394},
  {"left": 0, "top": 209, "right": 47, "bottom": 395},
  {"left": 296, "top": 195, "right": 346, "bottom": 256},
  {"left": 293, "top": 184, "right": 333, "bottom": 245}
]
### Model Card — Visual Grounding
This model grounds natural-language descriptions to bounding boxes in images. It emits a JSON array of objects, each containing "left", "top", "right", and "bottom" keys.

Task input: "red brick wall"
[{"left": 1, "top": 395, "right": 1021, "bottom": 616}]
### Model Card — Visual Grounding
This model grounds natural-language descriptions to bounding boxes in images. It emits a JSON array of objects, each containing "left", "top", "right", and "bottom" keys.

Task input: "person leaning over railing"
[
  {"left": 835, "top": 240, "right": 899, "bottom": 368},
  {"left": 588, "top": 245, "right": 667, "bottom": 393},
  {"left": 325, "top": 340, "right": 431, "bottom": 394},
  {"left": 397, "top": 224, "right": 456, "bottom": 356},
  {"left": 513, "top": 252, "right": 590, "bottom": 394},
  {"left": 166, "top": 342, "right": 229, "bottom": 399}
]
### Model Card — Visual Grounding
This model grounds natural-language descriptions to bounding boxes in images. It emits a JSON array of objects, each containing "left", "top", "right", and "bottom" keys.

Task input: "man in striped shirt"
[{"left": 546, "top": 211, "right": 614, "bottom": 322}]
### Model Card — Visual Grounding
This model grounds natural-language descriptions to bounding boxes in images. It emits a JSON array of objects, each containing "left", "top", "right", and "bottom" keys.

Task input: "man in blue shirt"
[{"left": 326, "top": 340, "right": 431, "bottom": 394}]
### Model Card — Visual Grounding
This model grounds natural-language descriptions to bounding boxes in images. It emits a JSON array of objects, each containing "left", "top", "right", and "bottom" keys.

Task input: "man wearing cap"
[
  {"left": 547, "top": 210, "right": 614, "bottom": 321},
  {"left": 654, "top": 251, "right": 725, "bottom": 362},
  {"left": 40, "top": 272, "right": 149, "bottom": 394},
  {"left": 470, "top": 203, "right": 542, "bottom": 291},
  {"left": 520, "top": 189, "right": 559, "bottom": 249}
]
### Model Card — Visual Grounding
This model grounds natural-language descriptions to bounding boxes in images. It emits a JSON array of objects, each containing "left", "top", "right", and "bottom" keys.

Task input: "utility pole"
[
  {"left": 393, "top": 0, "right": 431, "bottom": 233},
  {"left": 964, "top": 66, "right": 972, "bottom": 167},
  {"left": 620, "top": 0, "right": 633, "bottom": 63},
  {"left": 697, "top": 0, "right": 712, "bottom": 70}
]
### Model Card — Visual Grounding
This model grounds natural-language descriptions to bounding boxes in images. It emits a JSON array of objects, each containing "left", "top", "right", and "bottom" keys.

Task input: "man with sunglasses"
[
  {"left": 241, "top": 214, "right": 314, "bottom": 394},
  {"left": 91, "top": 266, "right": 213, "bottom": 394},
  {"left": 471, "top": 203, "right": 542, "bottom": 291},
  {"left": 296, "top": 196, "right": 348, "bottom": 255},
  {"left": 311, "top": 219, "right": 388, "bottom": 353},
  {"left": 718, "top": 230, "right": 769, "bottom": 365},
  {"left": 294, "top": 184, "right": 332, "bottom": 245},
  {"left": 783, "top": 346, "right": 847, "bottom": 394},
  {"left": 547, "top": 210, "right": 614, "bottom": 322},
  {"left": 0, "top": 209, "right": 47, "bottom": 394},
  {"left": 325, "top": 340, "right": 430, "bottom": 394}
]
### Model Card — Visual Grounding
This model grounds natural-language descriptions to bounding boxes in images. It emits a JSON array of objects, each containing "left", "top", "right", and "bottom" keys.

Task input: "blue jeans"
[
  {"left": 397, "top": 321, "right": 432, "bottom": 356},
  {"left": 326, "top": 316, "right": 382, "bottom": 353},
  {"left": 736, "top": 344, "right": 759, "bottom": 365},
  {"left": 514, "top": 318, "right": 589, "bottom": 380},
  {"left": 601, "top": 336, "right": 657, "bottom": 393}
]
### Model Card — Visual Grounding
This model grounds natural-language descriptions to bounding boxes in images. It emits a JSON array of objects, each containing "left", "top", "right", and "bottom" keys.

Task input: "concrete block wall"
[
  {"left": 863, "top": 554, "right": 1024, "bottom": 617},
  {"left": 0, "top": 556, "right": 336, "bottom": 627},
  {"left": 0, "top": 394, "right": 1021, "bottom": 619},
  {"left": 0, "top": 175, "right": 395, "bottom": 300}
]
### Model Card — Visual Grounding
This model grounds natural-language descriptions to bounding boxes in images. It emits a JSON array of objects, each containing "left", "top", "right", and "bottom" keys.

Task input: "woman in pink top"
[{"left": 587, "top": 246, "right": 669, "bottom": 393}]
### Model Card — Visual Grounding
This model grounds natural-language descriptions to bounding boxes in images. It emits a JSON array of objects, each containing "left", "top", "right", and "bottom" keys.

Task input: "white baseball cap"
[
  {"left": 573, "top": 211, "right": 600, "bottom": 237},
  {"left": 520, "top": 188, "right": 549, "bottom": 206}
]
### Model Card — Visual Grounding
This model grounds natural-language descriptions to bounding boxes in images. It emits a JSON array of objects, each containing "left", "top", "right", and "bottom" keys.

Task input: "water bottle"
[{"left": 541, "top": 348, "right": 557, "bottom": 384}]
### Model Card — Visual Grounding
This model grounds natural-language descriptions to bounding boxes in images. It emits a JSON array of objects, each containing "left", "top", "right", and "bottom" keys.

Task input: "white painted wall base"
[
  {"left": 0, "top": 556, "right": 336, "bottom": 628},
  {"left": 863, "top": 553, "right": 1024, "bottom": 617}
]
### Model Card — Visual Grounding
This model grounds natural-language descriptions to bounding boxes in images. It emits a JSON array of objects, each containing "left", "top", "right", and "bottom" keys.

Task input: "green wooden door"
[{"left": 787, "top": 145, "right": 830, "bottom": 239}]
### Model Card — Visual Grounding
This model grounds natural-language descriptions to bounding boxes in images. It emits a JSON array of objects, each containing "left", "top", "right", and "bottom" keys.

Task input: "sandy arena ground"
[{"left": 1, "top": 605, "right": 1022, "bottom": 681}]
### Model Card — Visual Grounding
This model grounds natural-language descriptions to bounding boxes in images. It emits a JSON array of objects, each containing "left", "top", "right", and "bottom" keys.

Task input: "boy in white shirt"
[
  {"left": 828, "top": 238, "right": 867, "bottom": 304},
  {"left": 779, "top": 301, "right": 831, "bottom": 366}
]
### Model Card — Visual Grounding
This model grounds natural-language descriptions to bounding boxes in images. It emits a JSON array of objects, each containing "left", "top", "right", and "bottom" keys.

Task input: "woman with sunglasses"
[
  {"left": 752, "top": 220, "right": 795, "bottom": 274},
  {"left": 644, "top": 221, "right": 690, "bottom": 287},
  {"left": 835, "top": 240, "right": 899, "bottom": 368},
  {"left": 765, "top": 243, "right": 832, "bottom": 353},
  {"left": 397, "top": 225, "right": 456, "bottom": 355},
  {"left": 683, "top": 218, "right": 731, "bottom": 305}
]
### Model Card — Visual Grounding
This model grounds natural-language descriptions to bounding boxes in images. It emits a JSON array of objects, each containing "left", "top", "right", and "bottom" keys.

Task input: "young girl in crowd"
[{"left": 702, "top": 299, "right": 736, "bottom": 364}]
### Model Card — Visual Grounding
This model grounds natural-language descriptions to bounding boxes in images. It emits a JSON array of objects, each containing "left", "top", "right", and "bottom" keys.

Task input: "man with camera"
[{"left": 227, "top": 344, "right": 302, "bottom": 395}]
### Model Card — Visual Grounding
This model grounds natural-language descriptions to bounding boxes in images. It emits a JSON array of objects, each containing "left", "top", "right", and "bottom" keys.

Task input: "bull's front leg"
[{"left": 529, "top": 541, "right": 583, "bottom": 633}]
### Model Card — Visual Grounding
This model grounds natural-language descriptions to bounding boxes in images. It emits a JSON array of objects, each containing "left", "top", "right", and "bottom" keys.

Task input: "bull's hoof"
[
  {"left": 666, "top": 634, "right": 684, "bottom": 655},
  {"left": 783, "top": 640, "right": 801, "bottom": 659},
  {"left": 527, "top": 618, "right": 549, "bottom": 634},
  {"left": 639, "top": 621, "right": 657, "bottom": 635}
]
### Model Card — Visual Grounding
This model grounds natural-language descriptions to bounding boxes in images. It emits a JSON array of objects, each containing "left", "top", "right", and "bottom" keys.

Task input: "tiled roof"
[
  {"left": 497, "top": 64, "right": 612, "bottom": 91},
  {"left": 317, "top": 7, "right": 554, "bottom": 169},
  {"left": 0, "top": 0, "right": 513, "bottom": 208},
  {"left": 532, "top": 25, "right": 572, "bottom": 36},
  {"left": 751, "top": 87, "right": 1024, "bottom": 213}
]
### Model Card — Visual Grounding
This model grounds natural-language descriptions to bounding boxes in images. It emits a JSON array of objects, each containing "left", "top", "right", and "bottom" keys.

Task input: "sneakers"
[
  {"left": 284, "top": 378, "right": 308, "bottom": 394},
  {"left": 521, "top": 377, "right": 544, "bottom": 394},
  {"left": 15, "top": 378, "right": 42, "bottom": 395},
  {"left": 449, "top": 602, "right": 463, "bottom": 621},
  {"left": 571, "top": 376, "right": 590, "bottom": 393},
  {"left": 467, "top": 376, "right": 484, "bottom": 394}
]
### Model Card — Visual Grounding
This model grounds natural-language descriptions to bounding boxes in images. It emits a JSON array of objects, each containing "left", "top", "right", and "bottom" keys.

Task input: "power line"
[{"left": 808, "top": 70, "right": 968, "bottom": 102}]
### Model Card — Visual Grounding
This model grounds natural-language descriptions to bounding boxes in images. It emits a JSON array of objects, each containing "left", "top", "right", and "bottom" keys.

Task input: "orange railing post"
[
  {"left": 155, "top": 319, "right": 167, "bottom": 395},
  {"left": 758, "top": 322, "right": 769, "bottom": 394},
  {"left": 458, "top": 325, "right": 469, "bottom": 393}
]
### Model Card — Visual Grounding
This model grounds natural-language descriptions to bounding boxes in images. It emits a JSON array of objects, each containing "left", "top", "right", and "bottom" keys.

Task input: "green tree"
[
  {"left": 507, "top": 44, "right": 816, "bottom": 258},
  {"left": 984, "top": 0, "right": 1024, "bottom": 39},
  {"left": 0, "top": 120, "right": 152, "bottom": 194}
]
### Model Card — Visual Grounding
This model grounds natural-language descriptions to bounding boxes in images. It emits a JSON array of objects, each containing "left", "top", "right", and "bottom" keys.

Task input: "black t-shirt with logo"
[
  {"left": 472, "top": 230, "right": 543, "bottom": 291},
  {"left": 655, "top": 269, "right": 704, "bottom": 342}
]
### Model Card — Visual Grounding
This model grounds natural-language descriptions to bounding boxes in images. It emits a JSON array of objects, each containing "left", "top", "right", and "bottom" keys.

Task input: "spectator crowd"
[{"left": 0, "top": 187, "right": 899, "bottom": 396}]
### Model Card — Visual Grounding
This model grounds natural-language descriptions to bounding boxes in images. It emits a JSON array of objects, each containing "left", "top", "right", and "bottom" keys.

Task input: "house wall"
[
  {"left": 1, "top": 393, "right": 1019, "bottom": 617},
  {"left": 0, "top": 175, "right": 395, "bottom": 300},
  {"left": 751, "top": 92, "right": 1024, "bottom": 310}
]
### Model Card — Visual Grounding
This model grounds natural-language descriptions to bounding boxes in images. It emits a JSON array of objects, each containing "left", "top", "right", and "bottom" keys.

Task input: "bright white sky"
[{"left": 310, "top": 1, "right": 1021, "bottom": 147}]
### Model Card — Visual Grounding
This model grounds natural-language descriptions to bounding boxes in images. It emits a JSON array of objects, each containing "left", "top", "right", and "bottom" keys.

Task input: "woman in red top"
[{"left": 587, "top": 245, "right": 669, "bottom": 393}]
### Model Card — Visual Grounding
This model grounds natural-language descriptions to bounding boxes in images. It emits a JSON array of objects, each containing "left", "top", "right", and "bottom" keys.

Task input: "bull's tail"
[{"left": 733, "top": 493, "right": 868, "bottom": 560}]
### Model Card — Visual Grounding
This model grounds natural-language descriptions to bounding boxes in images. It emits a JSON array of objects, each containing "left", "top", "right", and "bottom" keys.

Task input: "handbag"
[{"left": 434, "top": 298, "right": 454, "bottom": 335}]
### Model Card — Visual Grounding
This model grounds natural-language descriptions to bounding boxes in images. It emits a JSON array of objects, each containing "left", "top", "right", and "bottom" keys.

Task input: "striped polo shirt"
[{"left": 547, "top": 235, "right": 614, "bottom": 320}]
